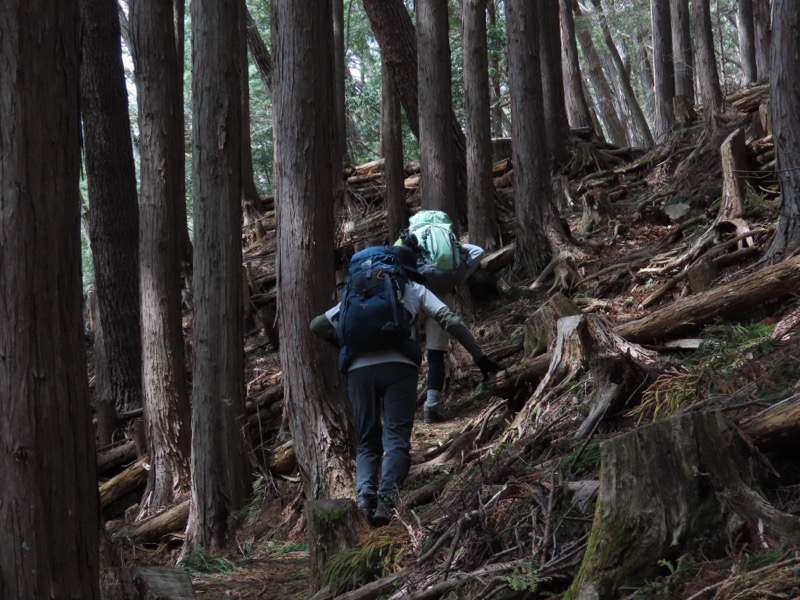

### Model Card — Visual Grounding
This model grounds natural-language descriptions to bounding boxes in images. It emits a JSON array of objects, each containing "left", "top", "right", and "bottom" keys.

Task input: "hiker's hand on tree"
[{"left": 475, "top": 355, "right": 503, "bottom": 381}]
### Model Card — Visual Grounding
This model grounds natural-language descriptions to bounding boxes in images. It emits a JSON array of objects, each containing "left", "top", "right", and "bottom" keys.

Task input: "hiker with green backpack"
[
  {"left": 310, "top": 245, "right": 502, "bottom": 526},
  {"left": 397, "top": 210, "right": 487, "bottom": 424}
]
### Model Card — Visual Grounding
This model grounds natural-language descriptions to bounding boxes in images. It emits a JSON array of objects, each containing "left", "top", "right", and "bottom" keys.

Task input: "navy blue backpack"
[{"left": 336, "top": 246, "right": 420, "bottom": 372}]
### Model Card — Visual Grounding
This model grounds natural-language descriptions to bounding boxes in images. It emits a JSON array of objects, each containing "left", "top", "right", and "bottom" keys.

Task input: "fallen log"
[
  {"left": 97, "top": 440, "right": 137, "bottom": 475},
  {"left": 113, "top": 499, "right": 190, "bottom": 545},
  {"left": 99, "top": 456, "right": 148, "bottom": 510},
  {"left": 617, "top": 255, "right": 800, "bottom": 344},
  {"left": 741, "top": 392, "right": 800, "bottom": 449}
]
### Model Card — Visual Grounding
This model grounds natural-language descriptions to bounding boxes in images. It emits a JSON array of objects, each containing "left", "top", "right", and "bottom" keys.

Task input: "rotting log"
[
  {"left": 306, "top": 499, "right": 371, "bottom": 590},
  {"left": 97, "top": 440, "right": 137, "bottom": 475},
  {"left": 267, "top": 439, "right": 297, "bottom": 475},
  {"left": 564, "top": 411, "right": 800, "bottom": 600},
  {"left": 617, "top": 255, "right": 800, "bottom": 344},
  {"left": 113, "top": 500, "right": 190, "bottom": 545},
  {"left": 99, "top": 456, "right": 148, "bottom": 510},
  {"left": 742, "top": 392, "right": 800, "bottom": 449},
  {"left": 480, "top": 243, "right": 515, "bottom": 273}
]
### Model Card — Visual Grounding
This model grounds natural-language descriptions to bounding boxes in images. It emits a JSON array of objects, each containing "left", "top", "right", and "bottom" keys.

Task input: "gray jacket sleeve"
[
  {"left": 458, "top": 243, "right": 485, "bottom": 283},
  {"left": 431, "top": 306, "right": 485, "bottom": 360}
]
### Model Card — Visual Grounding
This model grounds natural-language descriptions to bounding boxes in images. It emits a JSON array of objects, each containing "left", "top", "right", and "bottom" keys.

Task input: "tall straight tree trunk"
[
  {"left": 574, "top": 5, "right": 627, "bottom": 146},
  {"left": 240, "top": 8, "right": 262, "bottom": 206},
  {"left": 753, "top": 0, "right": 771, "bottom": 81},
  {"left": 172, "top": 0, "right": 191, "bottom": 270},
  {"left": 80, "top": 0, "right": 143, "bottom": 415},
  {"left": 333, "top": 0, "right": 349, "bottom": 167},
  {"left": 185, "top": 0, "right": 250, "bottom": 551},
  {"left": 736, "top": 0, "right": 757, "bottom": 85},
  {"left": 670, "top": 0, "right": 695, "bottom": 99},
  {"left": 382, "top": 64, "right": 408, "bottom": 244},
  {"left": 560, "top": 0, "right": 594, "bottom": 131},
  {"left": 539, "top": 0, "right": 571, "bottom": 165},
  {"left": 130, "top": 0, "right": 192, "bottom": 512},
  {"left": 590, "top": 0, "right": 654, "bottom": 147},
  {"left": 417, "top": 0, "right": 456, "bottom": 220},
  {"left": 273, "top": 0, "right": 357, "bottom": 501},
  {"left": 637, "top": 31, "right": 656, "bottom": 123},
  {"left": 0, "top": 1, "right": 100, "bottom": 597},
  {"left": 506, "top": 0, "right": 570, "bottom": 276},
  {"left": 651, "top": 0, "right": 675, "bottom": 142},
  {"left": 692, "top": 0, "right": 724, "bottom": 130},
  {"left": 487, "top": 0, "right": 508, "bottom": 137},
  {"left": 463, "top": 0, "right": 498, "bottom": 250},
  {"left": 766, "top": 0, "right": 800, "bottom": 256},
  {"left": 362, "top": 0, "right": 468, "bottom": 226}
]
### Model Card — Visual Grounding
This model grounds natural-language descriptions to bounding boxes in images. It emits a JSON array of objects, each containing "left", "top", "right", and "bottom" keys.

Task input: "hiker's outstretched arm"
[
  {"left": 432, "top": 306, "right": 504, "bottom": 380},
  {"left": 310, "top": 313, "right": 340, "bottom": 349}
]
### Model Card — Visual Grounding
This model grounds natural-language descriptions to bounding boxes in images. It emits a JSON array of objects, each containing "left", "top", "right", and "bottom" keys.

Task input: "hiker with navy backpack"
[
  {"left": 310, "top": 245, "right": 502, "bottom": 526},
  {"left": 397, "top": 210, "right": 487, "bottom": 424}
]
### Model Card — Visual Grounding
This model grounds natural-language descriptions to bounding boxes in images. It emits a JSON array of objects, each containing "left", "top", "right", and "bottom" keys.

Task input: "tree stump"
[
  {"left": 523, "top": 293, "right": 580, "bottom": 359},
  {"left": 565, "top": 412, "right": 800, "bottom": 599},
  {"left": 508, "top": 314, "right": 660, "bottom": 441},
  {"left": 307, "top": 499, "right": 371, "bottom": 590},
  {"left": 101, "top": 566, "right": 196, "bottom": 599}
]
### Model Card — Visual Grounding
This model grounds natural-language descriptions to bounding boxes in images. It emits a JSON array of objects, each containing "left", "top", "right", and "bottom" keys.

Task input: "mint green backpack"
[{"left": 408, "top": 210, "right": 461, "bottom": 275}]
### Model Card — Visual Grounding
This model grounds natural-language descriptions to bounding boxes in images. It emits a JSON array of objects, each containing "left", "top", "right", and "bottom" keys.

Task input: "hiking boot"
[
  {"left": 371, "top": 503, "right": 392, "bottom": 527},
  {"left": 423, "top": 405, "right": 444, "bottom": 424},
  {"left": 358, "top": 498, "right": 376, "bottom": 522}
]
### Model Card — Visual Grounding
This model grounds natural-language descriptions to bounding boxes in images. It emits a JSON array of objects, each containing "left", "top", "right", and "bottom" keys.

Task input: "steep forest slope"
[{"left": 107, "top": 84, "right": 800, "bottom": 599}]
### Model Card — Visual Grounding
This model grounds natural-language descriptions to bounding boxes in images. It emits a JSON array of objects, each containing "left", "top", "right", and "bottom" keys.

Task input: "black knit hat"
[{"left": 388, "top": 245, "right": 425, "bottom": 283}]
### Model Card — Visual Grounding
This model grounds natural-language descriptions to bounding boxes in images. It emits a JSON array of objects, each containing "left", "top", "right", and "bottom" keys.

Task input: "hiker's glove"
[{"left": 475, "top": 355, "right": 504, "bottom": 381}]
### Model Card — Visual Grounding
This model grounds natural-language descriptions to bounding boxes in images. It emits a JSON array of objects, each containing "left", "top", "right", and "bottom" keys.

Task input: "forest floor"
[{"left": 112, "top": 98, "right": 800, "bottom": 599}]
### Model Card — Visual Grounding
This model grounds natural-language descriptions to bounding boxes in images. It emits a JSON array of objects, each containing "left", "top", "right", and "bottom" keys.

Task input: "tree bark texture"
[
  {"left": 753, "top": 0, "right": 771, "bottom": 80},
  {"left": 636, "top": 31, "right": 656, "bottom": 122},
  {"left": 559, "top": 0, "right": 594, "bottom": 131},
  {"left": 382, "top": 64, "right": 408, "bottom": 244},
  {"left": 130, "top": 0, "right": 192, "bottom": 511},
  {"left": 692, "top": 0, "right": 724, "bottom": 129},
  {"left": 766, "top": 0, "right": 800, "bottom": 256},
  {"left": 246, "top": 8, "right": 273, "bottom": 93},
  {"left": 590, "top": 0, "right": 654, "bottom": 148},
  {"left": 506, "top": 0, "right": 567, "bottom": 275},
  {"left": 362, "top": 0, "right": 469, "bottom": 227},
  {"left": 670, "top": 0, "right": 695, "bottom": 99},
  {"left": 0, "top": 2, "right": 100, "bottom": 596},
  {"left": 574, "top": 5, "right": 627, "bottom": 146},
  {"left": 463, "top": 0, "right": 498, "bottom": 250},
  {"left": 651, "top": 0, "right": 675, "bottom": 142},
  {"left": 273, "top": 0, "right": 357, "bottom": 501},
  {"left": 736, "top": 0, "right": 757, "bottom": 85},
  {"left": 538, "top": 0, "right": 570, "bottom": 165},
  {"left": 81, "top": 0, "right": 143, "bottom": 415},
  {"left": 417, "top": 0, "right": 456, "bottom": 220},
  {"left": 616, "top": 255, "right": 800, "bottom": 344},
  {"left": 186, "top": 0, "right": 250, "bottom": 551},
  {"left": 506, "top": 0, "right": 555, "bottom": 276},
  {"left": 566, "top": 412, "right": 800, "bottom": 599}
]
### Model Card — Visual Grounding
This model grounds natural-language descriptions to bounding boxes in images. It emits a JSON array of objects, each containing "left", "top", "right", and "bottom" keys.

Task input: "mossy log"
[
  {"left": 565, "top": 411, "right": 800, "bottom": 599},
  {"left": 742, "top": 392, "right": 800, "bottom": 449},
  {"left": 306, "top": 499, "right": 371, "bottom": 590}
]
